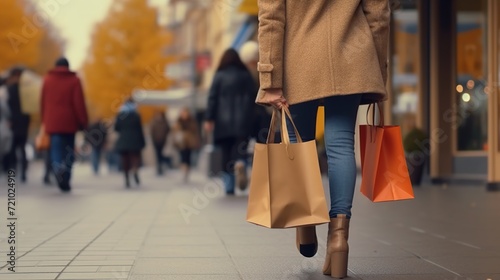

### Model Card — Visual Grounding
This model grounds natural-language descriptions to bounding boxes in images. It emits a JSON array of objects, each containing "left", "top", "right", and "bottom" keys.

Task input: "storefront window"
[
  {"left": 391, "top": 1, "right": 419, "bottom": 137},
  {"left": 455, "top": 0, "right": 489, "bottom": 151}
]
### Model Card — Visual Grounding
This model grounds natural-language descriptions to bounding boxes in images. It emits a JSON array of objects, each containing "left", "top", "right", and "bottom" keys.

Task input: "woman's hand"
[{"left": 257, "top": 88, "right": 289, "bottom": 109}]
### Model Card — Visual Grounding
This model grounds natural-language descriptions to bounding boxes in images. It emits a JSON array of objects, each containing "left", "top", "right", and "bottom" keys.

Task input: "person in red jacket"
[{"left": 41, "top": 57, "right": 88, "bottom": 192}]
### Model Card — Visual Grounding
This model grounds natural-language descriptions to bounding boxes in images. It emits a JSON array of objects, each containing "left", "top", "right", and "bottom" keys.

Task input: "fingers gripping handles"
[{"left": 265, "top": 108, "right": 303, "bottom": 160}]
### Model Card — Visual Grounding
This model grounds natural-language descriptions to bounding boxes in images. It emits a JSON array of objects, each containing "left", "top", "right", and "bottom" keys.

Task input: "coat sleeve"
[
  {"left": 205, "top": 72, "right": 220, "bottom": 121},
  {"left": 114, "top": 117, "right": 121, "bottom": 132},
  {"left": 138, "top": 115, "right": 146, "bottom": 149},
  {"left": 73, "top": 79, "right": 89, "bottom": 130},
  {"left": 40, "top": 80, "right": 46, "bottom": 124},
  {"left": 257, "top": 0, "right": 286, "bottom": 90},
  {"left": 361, "top": 0, "right": 391, "bottom": 85}
]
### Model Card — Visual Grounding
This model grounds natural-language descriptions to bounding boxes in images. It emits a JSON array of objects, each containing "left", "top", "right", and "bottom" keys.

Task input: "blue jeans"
[
  {"left": 222, "top": 173, "right": 236, "bottom": 194},
  {"left": 50, "top": 134, "right": 76, "bottom": 185},
  {"left": 287, "top": 95, "right": 361, "bottom": 218},
  {"left": 91, "top": 147, "right": 102, "bottom": 175}
]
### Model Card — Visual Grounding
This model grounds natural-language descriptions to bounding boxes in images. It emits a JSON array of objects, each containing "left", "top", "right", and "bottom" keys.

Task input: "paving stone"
[
  {"left": 0, "top": 266, "right": 64, "bottom": 273},
  {"left": 58, "top": 272, "right": 129, "bottom": 279},
  {"left": 71, "top": 260, "right": 135, "bottom": 266},
  {"left": 37, "top": 260, "right": 72, "bottom": 266},
  {"left": 98, "top": 265, "right": 132, "bottom": 272},
  {"left": 12, "top": 260, "right": 40, "bottom": 266},
  {"left": 63, "top": 266, "right": 100, "bottom": 272},
  {"left": 426, "top": 256, "right": 500, "bottom": 274},
  {"left": 358, "top": 275, "right": 460, "bottom": 280},
  {"left": 225, "top": 244, "right": 298, "bottom": 257},
  {"left": 148, "top": 226, "right": 218, "bottom": 236},
  {"left": 0, "top": 273, "right": 59, "bottom": 280},
  {"left": 129, "top": 275, "right": 241, "bottom": 280},
  {"left": 241, "top": 272, "right": 360, "bottom": 280},
  {"left": 348, "top": 257, "right": 453, "bottom": 275},
  {"left": 20, "top": 255, "right": 75, "bottom": 261},
  {"left": 79, "top": 250, "right": 138, "bottom": 256},
  {"left": 461, "top": 274, "right": 500, "bottom": 280},
  {"left": 233, "top": 256, "right": 322, "bottom": 276},
  {"left": 133, "top": 258, "right": 238, "bottom": 275},
  {"left": 144, "top": 236, "right": 223, "bottom": 246},
  {"left": 140, "top": 245, "right": 228, "bottom": 258}
]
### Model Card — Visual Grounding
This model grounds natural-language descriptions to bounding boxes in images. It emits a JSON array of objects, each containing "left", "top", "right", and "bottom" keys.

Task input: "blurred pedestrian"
[
  {"left": 0, "top": 77, "right": 13, "bottom": 165},
  {"left": 174, "top": 107, "right": 200, "bottom": 183},
  {"left": 104, "top": 121, "right": 120, "bottom": 173},
  {"left": 85, "top": 118, "right": 108, "bottom": 175},
  {"left": 114, "top": 98, "right": 145, "bottom": 188},
  {"left": 240, "top": 41, "right": 273, "bottom": 144},
  {"left": 41, "top": 57, "right": 89, "bottom": 192},
  {"left": 204, "top": 48, "right": 259, "bottom": 195},
  {"left": 150, "top": 110, "right": 170, "bottom": 176},
  {"left": 42, "top": 149, "right": 52, "bottom": 185},
  {"left": 4, "top": 67, "right": 30, "bottom": 182},
  {"left": 256, "top": 0, "right": 390, "bottom": 277}
]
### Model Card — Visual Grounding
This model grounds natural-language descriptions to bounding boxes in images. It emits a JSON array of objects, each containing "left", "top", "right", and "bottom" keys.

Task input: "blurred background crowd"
[{"left": 0, "top": 0, "right": 278, "bottom": 195}]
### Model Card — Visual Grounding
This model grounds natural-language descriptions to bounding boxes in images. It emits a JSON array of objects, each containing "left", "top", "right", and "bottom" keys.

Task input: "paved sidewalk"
[{"left": 0, "top": 162, "right": 499, "bottom": 280}]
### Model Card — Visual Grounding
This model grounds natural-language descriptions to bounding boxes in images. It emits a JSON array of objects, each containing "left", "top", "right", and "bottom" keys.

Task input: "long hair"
[{"left": 216, "top": 48, "right": 248, "bottom": 72}]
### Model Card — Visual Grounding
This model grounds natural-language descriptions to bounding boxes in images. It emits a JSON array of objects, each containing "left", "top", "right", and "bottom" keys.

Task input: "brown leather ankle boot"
[
  {"left": 322, "top": 214, "right": 350, "bottom": 278},
  {"left": 295, "top": 226, "right": 318, "bottom": 257}
]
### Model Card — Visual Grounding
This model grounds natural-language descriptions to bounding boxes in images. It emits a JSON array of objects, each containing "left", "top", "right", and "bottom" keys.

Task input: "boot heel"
[{"left": 331, "top": 251, "right": 348, "bottom": 279}]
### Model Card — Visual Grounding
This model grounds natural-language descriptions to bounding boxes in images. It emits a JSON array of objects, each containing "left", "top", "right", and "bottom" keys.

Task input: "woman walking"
[
  {"left": 174, "top": 107, "right": 200, "bottom": 183},
  {"left": 114, "top": 99, "right": 145, "bottom": 188},
  {"left": 204, "top": 49, "right": 258, "bottom": 195},
  {"left": 150, "top": 111, "right": 170, "bottom": 176},
  {"left": 256, "top": 0, "right": 391, "bottom": 278}
]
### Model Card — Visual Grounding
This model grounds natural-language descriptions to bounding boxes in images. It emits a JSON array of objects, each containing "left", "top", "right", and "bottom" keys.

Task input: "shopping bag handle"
[
  {"left": 266, "top": 107, "right": 302, "bottom": 144},
  {"left": 366, "top": 102, "right": 385, "bottom": 127},
  {"left": 280, "top": 107, "right": 302, "bottom": 145},
  {"left": 366, "top": 102, "right": 385, "bottom": 143}
]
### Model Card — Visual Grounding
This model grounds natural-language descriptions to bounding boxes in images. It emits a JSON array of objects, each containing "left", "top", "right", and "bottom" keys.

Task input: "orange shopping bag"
[{"left": 359, "top": 103, "right": 414, "bottom": 202}]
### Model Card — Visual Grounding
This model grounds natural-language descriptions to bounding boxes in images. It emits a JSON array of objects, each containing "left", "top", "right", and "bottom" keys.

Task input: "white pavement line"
[
  {"left": 431, "top": 233, "right": 447, "bottom": 239},
  {"left": 409, "top": 227, "right": 426, "bottom": 234},
  {"left": 375, "top": 239, "right": 392, "bottom": 246},
  {"left": 451, "top": 240, "right": 481, "bottom": 250},
  {"left": 422, "top": 258, "right": 463, "bottom": 277}
]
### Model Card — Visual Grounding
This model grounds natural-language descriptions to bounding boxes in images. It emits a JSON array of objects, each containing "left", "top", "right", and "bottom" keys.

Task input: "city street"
[{"left": 0, "top": 162, "right": 499, "bottom": 280}]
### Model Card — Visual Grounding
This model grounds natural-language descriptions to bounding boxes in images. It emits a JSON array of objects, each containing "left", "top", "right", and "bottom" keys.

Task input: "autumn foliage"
[
  {"left": 82, "top": 0, "right": 175, "bottom": 123},
  {"left": 0, "top": 0, "right": 64, "bottom": 75}
]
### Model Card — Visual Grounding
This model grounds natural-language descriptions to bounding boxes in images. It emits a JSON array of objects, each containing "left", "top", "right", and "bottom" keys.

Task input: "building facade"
[{"left": 388, "top": 0, "right": 499, "bottom": 190}]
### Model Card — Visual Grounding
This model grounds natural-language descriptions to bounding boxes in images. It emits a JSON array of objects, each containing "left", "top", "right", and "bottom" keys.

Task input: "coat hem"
[{"left": 286, "top": 91, "right": 387, "bottom": 106}]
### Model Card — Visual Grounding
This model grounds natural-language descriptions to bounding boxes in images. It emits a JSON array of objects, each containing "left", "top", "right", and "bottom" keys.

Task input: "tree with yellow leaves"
[
  {"left": 0, "top": 0, "right": 64, "bottom": 75},
  {"left": 82, "top": 0, "right": 175, "bottom": 123}
]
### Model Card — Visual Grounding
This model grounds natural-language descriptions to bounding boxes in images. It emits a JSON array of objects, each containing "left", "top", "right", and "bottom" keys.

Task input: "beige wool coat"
[{"left": 256, "top": 0, "right": 391, "bottom": 105}]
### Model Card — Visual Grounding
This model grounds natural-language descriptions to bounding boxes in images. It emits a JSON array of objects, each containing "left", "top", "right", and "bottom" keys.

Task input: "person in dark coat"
[
  {"left": 85, "top": 119, "right": 108, "bottom": 175},
  {"left": 0, "top": 77, "right": 13, "bottom": 163},
  {"left": 204, "top": 48, "right": 259, "bottom": 195},
  {"left": 4, "top": 67, "right": 31, "bottom": 182},
  {"left": 240, "top": 41, "right": 273, "bottom": 143},
  {"left": 150, "top": 111, "right": 170, "bottom": 176},
  {"left": 114, "top": 99, "right": 145, "bottom": 188},
  {"left": 41, "top": 58, "right": 88, "bottom": 192}
]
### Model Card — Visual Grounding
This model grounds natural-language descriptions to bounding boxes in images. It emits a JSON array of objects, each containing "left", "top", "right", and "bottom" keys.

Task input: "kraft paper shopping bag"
[{"left": 246, "top": 107, "right": 330, "bottom": 228}]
